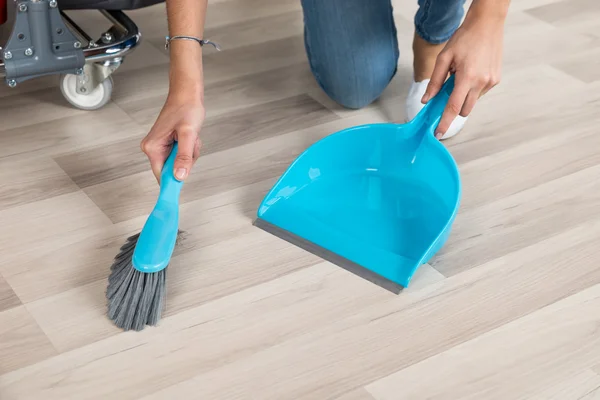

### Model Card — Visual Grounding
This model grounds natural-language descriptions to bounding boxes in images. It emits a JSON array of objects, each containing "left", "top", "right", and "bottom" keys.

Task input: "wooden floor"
[{"left": 1, "top": 0, "right": 600, "bottom": 398}]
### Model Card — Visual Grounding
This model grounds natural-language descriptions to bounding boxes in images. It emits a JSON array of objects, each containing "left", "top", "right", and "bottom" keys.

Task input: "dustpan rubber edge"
[{"left": 253, "top": 218, "right": 404, "bottom": 295}]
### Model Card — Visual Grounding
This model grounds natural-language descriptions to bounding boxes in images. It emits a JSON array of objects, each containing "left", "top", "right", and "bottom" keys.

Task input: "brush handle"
[
  {"left": 159, "top": 142, "right": 185, "bottom": 203},
  {"left": 420, "top": 74, "right": 455, "bottom": 135},
  {"left": 132, "top": 143, "right": 184, "bottom": 273}
]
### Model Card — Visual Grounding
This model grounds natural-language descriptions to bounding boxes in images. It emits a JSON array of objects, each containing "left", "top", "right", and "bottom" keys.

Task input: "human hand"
[
  {"left": 422, "top": 1, "right": 508, "bottom": 138},
  {"left": 141, "top": 91, "right": 205, "bottom": 184},
  {"left": 141, "top": 34, "right": 206, "bottom": 183}
]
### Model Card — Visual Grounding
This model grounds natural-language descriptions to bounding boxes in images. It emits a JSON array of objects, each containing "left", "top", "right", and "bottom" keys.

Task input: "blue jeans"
[{"left": 301, "top": 0, "right": 466, "bottom": 109}]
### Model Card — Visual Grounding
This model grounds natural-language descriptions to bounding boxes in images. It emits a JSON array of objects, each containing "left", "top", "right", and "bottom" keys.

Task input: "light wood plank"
[
  {"left": 434, "top": 163, "right": 600, "bottom": 276},
  {"left": 204, "top": 10, "right": 304, "bottom": 49},
  {"left": 334, "top": 388, "right": 376, "bottom": 400},
  {"left": 0, "top": 155, "right": 78, "bottom": 211},
  {"left": 26, "top": 279, "right": 123, "bottom": 353},
  {"left": 53, "top": 138, "right": 150, "bottom": 189},
  {"left": 502, "top": 11, "right": 596, "bottom": 70},
  {"left": 201, "top": 0, "right": 302, "bottom": 30},
  {"left": 508, "top": 0, "right": 564, "bottom": 12},
  {"left": 455, "top": 105, "right": 600, "bottom": 211},
  {"left": 111, "top": 35, "right": 308, "bottom": 114},
  {"left": 0, "top": 103, "right": 145, "bottom": 159},
  {"left": 0, "top": 88, "right": 84, "bottom": 133},
  {"left": 526, "top": 0, "right": 599, "bottom": 26},
  {"left": 502, "top": 10, "right": 597, "bottom": 70},
  {"left": 0, "top": 306, "right": 57, "bottom": 375},
  {"left": 199, "top": 94, "right": 338, "bottom": 154},
  {"left": 164, "top": 229, "right": 347, "bottom": 317},
  {"left": 366, "top": 283, "right": 600, "bottom": 399},
  {"left": 582, "top": 388, "right": 600, "bottom": 400},
  {"left": 553, "top": 46, "right": 600, "bottom": 83},
  {"left": 526, "top": 0, "right": 600, "bottom": 39},
  {"left": 0, "top": 192, "right": 112, "bottom": 298},
  {"left": 128, "top": 219, "right": 600, "bottom": 399},
  {"left": 4, "top": 223, "right": 130, "bottom": 304},
  {"left": 0, "top": 74, "right": 59, "bottom": 99},
  {"left": 201, "top": 36, "right": 309, "bottom": 82},
  {"left": 0, "top": 274, "right": 21, "bottom": 312},
  {"left": 119, "top": 62, "right": 318, "bottom": 128},
  {"left": 0, "top": 262, "right": 444, "bottom": 399},
  {"left": 527, "top": 370, "right": 600, "bottom": 400}
]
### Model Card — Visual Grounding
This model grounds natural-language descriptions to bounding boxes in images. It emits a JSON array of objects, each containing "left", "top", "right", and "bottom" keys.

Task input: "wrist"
[{"left": 167, "top": 82, "right": 204, "bottom": 106}]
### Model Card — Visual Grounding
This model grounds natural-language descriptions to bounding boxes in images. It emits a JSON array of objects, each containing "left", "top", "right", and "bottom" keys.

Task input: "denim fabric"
[
  {"left": 415, "top": 0, "right": 467, "bottom": 44},
  {"left": 301, "top": 0, "right": 466, "bottom": 109}
]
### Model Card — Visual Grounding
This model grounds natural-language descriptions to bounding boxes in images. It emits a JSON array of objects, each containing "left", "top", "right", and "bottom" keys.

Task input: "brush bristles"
[{"left": 106, "top": 232, "right": 182, "bottom": 331}]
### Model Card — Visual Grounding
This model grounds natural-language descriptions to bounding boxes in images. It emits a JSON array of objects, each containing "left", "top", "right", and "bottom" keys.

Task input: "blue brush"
[{"left": 106, "top": 142, "right": 184, "bottom": 331}]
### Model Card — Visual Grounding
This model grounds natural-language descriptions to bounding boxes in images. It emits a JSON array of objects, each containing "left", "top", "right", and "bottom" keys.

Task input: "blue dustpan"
[{"left": 254, "top": 76, "right": 461, "bottom": 292}]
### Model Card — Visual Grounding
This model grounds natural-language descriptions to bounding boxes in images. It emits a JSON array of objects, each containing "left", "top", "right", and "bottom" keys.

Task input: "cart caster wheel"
[{"left": 59, "top": 73, "right": 113, "bottom": 110}]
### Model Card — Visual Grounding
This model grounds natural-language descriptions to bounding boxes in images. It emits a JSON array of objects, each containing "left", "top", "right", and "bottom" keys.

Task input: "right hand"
[{"left": 140, "top": 92, "right": 205, "bottom": 183}]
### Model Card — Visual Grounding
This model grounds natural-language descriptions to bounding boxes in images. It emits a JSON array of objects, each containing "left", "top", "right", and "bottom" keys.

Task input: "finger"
[
  {"left": 193, "top": 137, "right": 202, "bottom": 162},
  {"left": 149, "top": 155, "right": 165, "bottom": 184},
  {"left": 435, "top": 76, "right": 470, "bottom": 138},
  {"left": 173, "top": 126, "right": 197, "bottom": 181},
  {"left": 141, "top": 136, "right": 172, "bottom": 184},
  {"left": 422, "top": 51, "right": 452, "bottom": 103},
  {"left": 480, "top": 76, "right": 499, "bottom": 98},
  {"left": 459, "top": 89, "right": 480, "bottom": 117}
]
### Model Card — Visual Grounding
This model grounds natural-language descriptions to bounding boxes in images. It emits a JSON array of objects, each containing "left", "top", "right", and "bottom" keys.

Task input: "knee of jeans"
[{"left": 313, "top": 53, "right": 398, "bottom": 110}]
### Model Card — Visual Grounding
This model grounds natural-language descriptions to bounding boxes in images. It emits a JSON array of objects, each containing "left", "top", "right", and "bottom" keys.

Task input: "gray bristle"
[{"left": 106, "top": 231, "right": 183, "bottom": 331}]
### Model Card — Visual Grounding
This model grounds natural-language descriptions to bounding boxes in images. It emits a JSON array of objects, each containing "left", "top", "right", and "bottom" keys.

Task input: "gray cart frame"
[{"left": 0, "top": 0, "right": 153, "bottom": 110}]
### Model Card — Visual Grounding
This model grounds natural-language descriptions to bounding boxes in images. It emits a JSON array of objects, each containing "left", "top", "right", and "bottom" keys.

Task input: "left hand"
[{"left": 421, "top": 3, "right": 506, "bottom": 138}]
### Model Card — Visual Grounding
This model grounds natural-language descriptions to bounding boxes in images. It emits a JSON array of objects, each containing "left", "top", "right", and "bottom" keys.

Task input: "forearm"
[{"left": 165, "top": 0, "right": 208, "bottom": 102}]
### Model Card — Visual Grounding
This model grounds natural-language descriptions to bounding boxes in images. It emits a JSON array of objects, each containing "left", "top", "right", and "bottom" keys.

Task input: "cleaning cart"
[{"left": 0, "top": 0, "right": 163, "bottom": 110}]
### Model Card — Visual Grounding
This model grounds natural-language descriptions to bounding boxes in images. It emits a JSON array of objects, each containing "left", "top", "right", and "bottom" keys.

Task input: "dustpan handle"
[{"left": 421, "top": 74, "right": 456, "bottom": 134}]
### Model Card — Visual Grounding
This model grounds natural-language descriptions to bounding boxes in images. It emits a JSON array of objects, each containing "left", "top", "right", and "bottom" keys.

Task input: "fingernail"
[
  {"left": 435, "top": 132, "right": 443, "bottom": 140},
  {"left": 175, "top": 168, "right": 187, "bottom": 180},
  {"left": 422, "top": 93, "right": 430, "bottom": 103}
]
